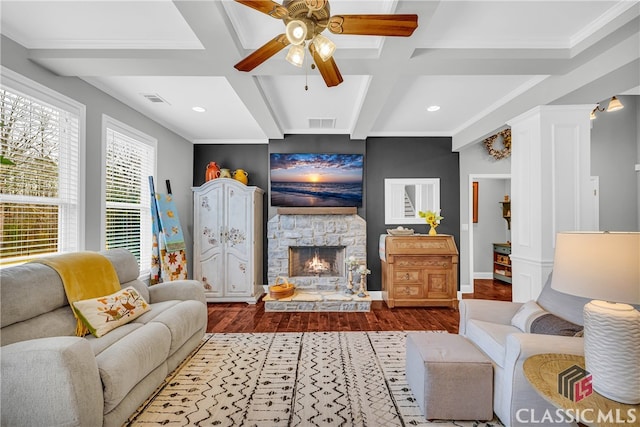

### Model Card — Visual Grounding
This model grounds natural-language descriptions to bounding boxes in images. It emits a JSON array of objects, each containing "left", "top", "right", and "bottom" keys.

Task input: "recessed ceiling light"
[
  {"left": 192, "top": 106, "right": 206, "bottom": 113},
  {"left": 427, "top": 105, "right": 440, "bottom": 112}
]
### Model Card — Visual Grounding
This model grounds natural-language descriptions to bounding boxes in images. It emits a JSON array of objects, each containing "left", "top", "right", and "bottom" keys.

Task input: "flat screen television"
[{"left": 270, "top": 153, "right": 364, "bottom": 207}]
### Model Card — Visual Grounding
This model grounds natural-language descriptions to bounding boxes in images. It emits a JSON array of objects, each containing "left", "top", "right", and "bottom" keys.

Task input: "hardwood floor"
[{"left": 207, "top": 279, "right": 512, "bottom": 334}]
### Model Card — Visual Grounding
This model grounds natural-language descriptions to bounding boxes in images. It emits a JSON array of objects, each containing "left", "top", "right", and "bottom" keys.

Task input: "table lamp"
[{"left": 550, "top": 232, "right": 640, "bottom": 404}]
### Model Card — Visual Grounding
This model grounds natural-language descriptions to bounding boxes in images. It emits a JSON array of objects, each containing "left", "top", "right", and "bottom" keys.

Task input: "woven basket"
[{"left": 269, "top": 276, "right": 295, "bottom": 299}]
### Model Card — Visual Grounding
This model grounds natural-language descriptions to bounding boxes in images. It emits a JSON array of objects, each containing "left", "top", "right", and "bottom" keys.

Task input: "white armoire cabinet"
[{"left": 192, "top": 179, "right": 264, "bottom": 303}]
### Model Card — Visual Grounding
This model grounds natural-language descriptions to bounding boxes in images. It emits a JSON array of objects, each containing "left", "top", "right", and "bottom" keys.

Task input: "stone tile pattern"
[{"left": 267, "top": 214, "right": 367, "bottom": 292}]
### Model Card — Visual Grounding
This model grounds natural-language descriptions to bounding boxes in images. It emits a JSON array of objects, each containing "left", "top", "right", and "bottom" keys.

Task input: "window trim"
[
  {"left": 0, "top": 66, "right": 86, "bottom": 258},
  {"left": 100, "top": 114, "right": 157, "bottom": 276}
]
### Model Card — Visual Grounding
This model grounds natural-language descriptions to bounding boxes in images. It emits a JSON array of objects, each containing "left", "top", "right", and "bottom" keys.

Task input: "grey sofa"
[
  {"left": 1, "top": 249, "right": 208, "bottom": 427},
  {"left": 459, "top": 275, "right": 591, "bottom": 427}
]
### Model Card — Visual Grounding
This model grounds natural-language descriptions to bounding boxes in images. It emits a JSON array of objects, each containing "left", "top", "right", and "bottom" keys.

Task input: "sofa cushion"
[
  {"left": 134, "top": 300, "right": 181, "bottom": 324},
  {"left": 85, "top": 323, "right": 144, "bottom": 356},
  {"left": 466, "top": 319, "right": 521, "bottom": 368},
  {"left": 96, "top": 322, "right": 171, "bottom": 413},
  {"left": 530, "top": 313, "right": 583, "bottom": 336},
  {"left": 148, "top": 300, "right": 207, "bottom": 356},
  {"left": 0, "top": 262, "right": 68, "bottom": 329},
  {"left": 73, "top": 287, "right": 150, "bottom": 338},
  {"left": 510, "top": 300, "right": 546, "bottom": 332},
  {"left": 0, "top": 306, "right": 76, "bottom": 346}
]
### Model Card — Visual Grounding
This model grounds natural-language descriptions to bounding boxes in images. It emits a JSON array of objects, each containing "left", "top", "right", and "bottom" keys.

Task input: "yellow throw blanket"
[{"left": 34, "top": 252, "right": 121, "bottom": 336}]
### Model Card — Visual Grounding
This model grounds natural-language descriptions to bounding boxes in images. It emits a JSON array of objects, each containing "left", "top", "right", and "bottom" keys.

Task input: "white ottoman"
[{"left": 406, "top": 332, "right": 493, "bottom": 421}]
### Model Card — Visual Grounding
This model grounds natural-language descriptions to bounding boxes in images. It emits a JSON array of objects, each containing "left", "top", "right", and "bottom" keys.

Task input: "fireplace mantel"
[{"left": 276, "top": 207, "right": 357, "bottom": 215}]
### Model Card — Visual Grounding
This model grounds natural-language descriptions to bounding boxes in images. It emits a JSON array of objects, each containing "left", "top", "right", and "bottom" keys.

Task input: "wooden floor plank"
[{"left": 206, "top": 279, "right": 511, "bottom": 334}]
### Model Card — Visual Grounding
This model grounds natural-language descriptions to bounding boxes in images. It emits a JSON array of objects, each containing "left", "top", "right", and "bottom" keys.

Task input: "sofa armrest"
[
  {"left": 149, "top": 280, "right": 206, "bottom": 305},
  {"left": 1, "top": 336, "right": 103, "bottom": 427},
  {"left": 501, "top": 333, "right": 584, "bottom": 426},
  {"left": 459, "top": 299, "right": 523, "bottom": 335}
]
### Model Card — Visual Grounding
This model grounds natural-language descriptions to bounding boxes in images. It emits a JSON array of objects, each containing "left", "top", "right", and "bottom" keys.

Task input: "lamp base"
[{"left": 583, "top": 300, "right": 640, "bottom": 404}]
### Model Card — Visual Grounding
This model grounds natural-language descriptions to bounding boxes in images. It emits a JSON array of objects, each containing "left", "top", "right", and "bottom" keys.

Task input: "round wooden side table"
[{"left": 523, "top": 353, "right": 639, "bottom": 427}]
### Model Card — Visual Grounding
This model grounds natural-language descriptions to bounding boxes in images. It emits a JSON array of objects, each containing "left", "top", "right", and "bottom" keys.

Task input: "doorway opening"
[{"left": 468, "top": 174, "right": 511, "bottom": 295}]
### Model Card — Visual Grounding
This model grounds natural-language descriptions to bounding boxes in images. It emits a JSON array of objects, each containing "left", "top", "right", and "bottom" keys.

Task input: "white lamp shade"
[
  {"left": 285, "top": 44, "right": 305, "bottom": 67},
  {"left": 285, "top": 20, "right": 307, "bottom": 45},
  {"left": 607, "top": 96, "right": 624, "bottom": 112},
  {"left": 550, "top": 232, "right": 640, "bottom": 305},
  {"left": 312, "top": 34, "right": 336, "bottom": 62}
]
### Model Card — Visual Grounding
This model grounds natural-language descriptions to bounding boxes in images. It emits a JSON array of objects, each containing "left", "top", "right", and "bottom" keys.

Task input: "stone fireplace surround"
[{"left": 267, "top": 213, "right": 367, "bottom": 292}]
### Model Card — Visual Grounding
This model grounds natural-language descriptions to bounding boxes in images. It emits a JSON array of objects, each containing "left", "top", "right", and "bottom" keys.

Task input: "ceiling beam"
[
  {"left": 452, "top": 32, "right": 640, "bottom": 151},
  {"left": 174, "top": 0, "right": 282, "bottom": 140}
]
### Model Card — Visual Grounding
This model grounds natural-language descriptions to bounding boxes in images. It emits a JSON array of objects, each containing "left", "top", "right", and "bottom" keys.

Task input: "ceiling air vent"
[
  {"left": 141, "top": 93, "right": 170, "bottom": 104},
  {"left": 308, "top": 118, "right": 336, "bottom": 129}
]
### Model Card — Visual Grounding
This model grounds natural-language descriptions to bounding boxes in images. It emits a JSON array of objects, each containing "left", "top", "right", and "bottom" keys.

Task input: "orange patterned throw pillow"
[{"left": 73, "top": 286, "right": 150, "bottom": 337}]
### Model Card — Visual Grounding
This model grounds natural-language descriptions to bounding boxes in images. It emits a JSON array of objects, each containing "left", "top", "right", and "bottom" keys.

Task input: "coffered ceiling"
[{"left": 1, "top": 1, "right": 638, "bottom": 150}]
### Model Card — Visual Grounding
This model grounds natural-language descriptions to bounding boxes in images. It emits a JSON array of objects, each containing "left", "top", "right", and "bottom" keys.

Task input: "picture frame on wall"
[{"left": 472, "top": 181, "right": 479, "bottom": 223}]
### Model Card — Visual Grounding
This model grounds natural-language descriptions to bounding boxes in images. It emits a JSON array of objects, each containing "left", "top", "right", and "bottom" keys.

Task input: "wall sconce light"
[
  {"left": 591, "top": 96, "right": 624, "bottom": 120},
  {"left": 607, "top": 95, "right": 624, "bottom": 112},
  {"left": 590, "top": 105, "right": 604, "bottom": 120}
]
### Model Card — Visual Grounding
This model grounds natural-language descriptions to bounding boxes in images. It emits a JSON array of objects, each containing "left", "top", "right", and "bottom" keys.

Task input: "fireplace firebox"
[{"left": 289, "top": 246, "right": 345, "bottom": 277}]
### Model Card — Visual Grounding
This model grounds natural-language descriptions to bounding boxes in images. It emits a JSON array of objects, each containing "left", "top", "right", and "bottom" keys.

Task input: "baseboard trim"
[
  {"left": 474, "top": 272, "right": 494, "bottom": 280},
  {"left": 459, "top": 284, "right": 473, "bottom": 294}
]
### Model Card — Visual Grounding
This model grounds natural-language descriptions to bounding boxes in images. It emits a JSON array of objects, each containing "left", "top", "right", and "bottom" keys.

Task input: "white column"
[{"left": 507, "top": 105, "right": 596, "bottom": 302}]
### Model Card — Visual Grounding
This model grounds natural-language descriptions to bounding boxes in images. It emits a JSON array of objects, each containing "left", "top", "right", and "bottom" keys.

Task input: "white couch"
[
  {"left": 1, "top": 249, "right": 208, "bottom": 427},
  {"left": 459, "top": 276, "right": 591, "bottom": 427}
]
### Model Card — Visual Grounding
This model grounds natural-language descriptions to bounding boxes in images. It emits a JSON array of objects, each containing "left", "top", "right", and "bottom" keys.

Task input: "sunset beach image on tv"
[{"left": 270, "top": 153, "right": 364, "bottom": 207}]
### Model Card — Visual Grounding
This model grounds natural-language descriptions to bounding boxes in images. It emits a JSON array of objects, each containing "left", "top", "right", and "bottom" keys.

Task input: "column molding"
[{"left": 507, "top": 105, "right": 595, "bottom": 302}]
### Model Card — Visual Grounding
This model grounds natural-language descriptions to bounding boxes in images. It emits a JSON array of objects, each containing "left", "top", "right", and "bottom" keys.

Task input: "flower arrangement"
[{"left": 419, "top": 210, "right": 444, "bottom": 235}]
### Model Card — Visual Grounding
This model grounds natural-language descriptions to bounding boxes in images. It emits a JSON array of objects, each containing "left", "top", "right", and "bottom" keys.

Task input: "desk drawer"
[
  {"left": 393, "top": 284, "right": 423, "bottom": 299},
  {"left": 393, "top": 270, "right": 421, "bottom": 284}
]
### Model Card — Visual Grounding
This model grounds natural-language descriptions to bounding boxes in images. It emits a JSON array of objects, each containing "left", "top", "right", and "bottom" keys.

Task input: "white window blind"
[
  {"left": 103, "top": 117, "right": 155, "bottom": 275},
  {"left": 0, "top": 75, "right": 81, "bottom": 266}
]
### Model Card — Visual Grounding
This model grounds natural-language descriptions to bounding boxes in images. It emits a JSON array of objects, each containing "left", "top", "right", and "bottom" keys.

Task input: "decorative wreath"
[{"left": 483, "top": 128, "right": 512, "bottom": 160}]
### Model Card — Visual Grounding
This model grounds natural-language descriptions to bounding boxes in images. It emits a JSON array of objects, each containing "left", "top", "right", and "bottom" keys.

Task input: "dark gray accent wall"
[
  {"left": 193, "top": 135, "right": 460, "bottom": 291},
  {"left": 366, "top": 137, "right": 460, "bottom": 291}
]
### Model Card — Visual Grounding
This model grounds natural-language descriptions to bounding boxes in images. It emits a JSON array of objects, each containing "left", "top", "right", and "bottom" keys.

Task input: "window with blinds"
[
  {"left": 0, "top": 77, "right": 81, "bottom": 266},
  {"left": 103, "top": 116, "right": 155, "bottom": 275}
]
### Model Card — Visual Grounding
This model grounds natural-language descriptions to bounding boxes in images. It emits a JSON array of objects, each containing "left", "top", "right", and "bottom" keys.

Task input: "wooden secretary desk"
[{"left": 380, "top": 234, "right": 459, "bottom": 308}]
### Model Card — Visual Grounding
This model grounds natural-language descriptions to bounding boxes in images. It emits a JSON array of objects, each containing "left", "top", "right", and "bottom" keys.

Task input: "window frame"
[
  {"left": 0, "top": 67, "right": 86, "bottom": 265},
  {"left": 100, "top": 114, "right": 157, "bottom": 277}
]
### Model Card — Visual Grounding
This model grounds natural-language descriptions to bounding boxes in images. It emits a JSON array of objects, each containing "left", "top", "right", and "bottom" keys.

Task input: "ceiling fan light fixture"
[
  {"left": 286, "top": 20, "right": 308, "bottom": 45},
  {"left": 607, "top": 96, "right": 624, "bottom": 112},
  {"left": 312, "top": 34, "right": 336, "bottom": 62},
  {"left": 286, "top": 44, "right": 305, "bottom": 67}
]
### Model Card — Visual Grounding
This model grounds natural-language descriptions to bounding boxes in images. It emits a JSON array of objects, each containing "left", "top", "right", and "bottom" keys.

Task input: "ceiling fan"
[{"left": 233, "top": 0, "right": 418, "bottom": 87}]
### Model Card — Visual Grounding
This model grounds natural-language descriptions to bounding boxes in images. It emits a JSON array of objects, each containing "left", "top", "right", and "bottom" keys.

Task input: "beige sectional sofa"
[{"left": 0, "top": 249, "right": 207, "bottom": 427}]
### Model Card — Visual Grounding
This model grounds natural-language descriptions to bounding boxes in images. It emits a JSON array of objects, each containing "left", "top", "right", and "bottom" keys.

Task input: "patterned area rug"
[{"left": 127, "top": 332, "right": 503, "bottom": 427}]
